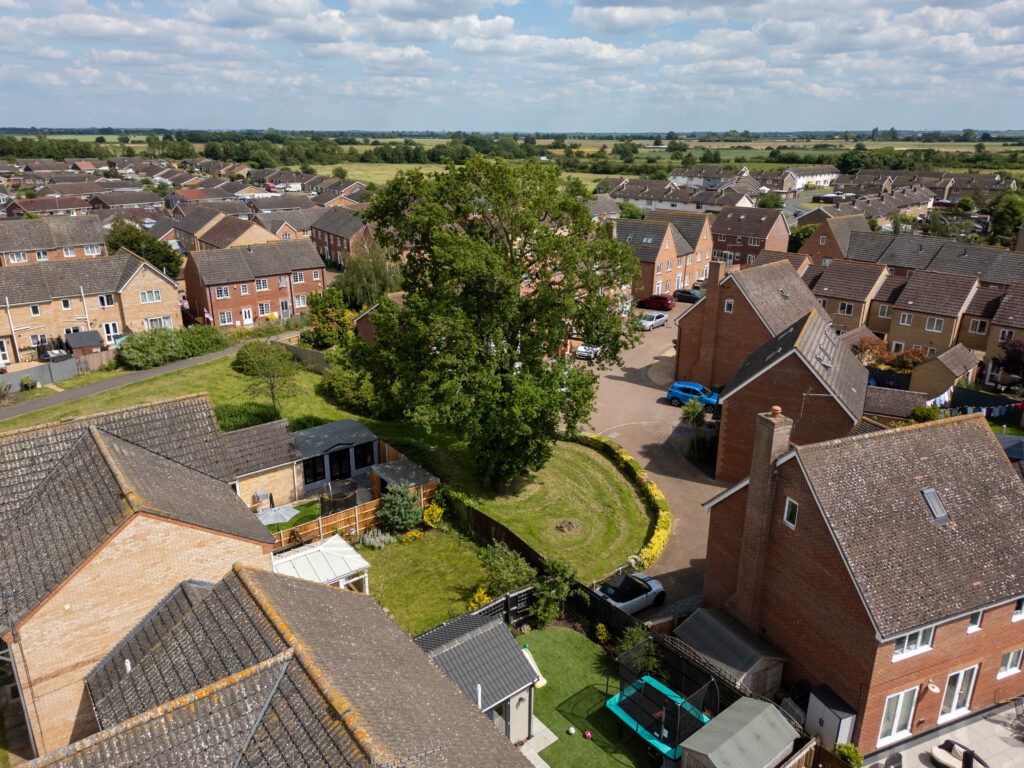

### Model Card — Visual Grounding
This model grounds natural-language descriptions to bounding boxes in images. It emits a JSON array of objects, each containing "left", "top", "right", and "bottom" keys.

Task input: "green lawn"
[
  {"left": 518, "top": 627, "right": 650, "bottom": 768},
  {"left": 266, "top": 500, "right": 320, "bottom": 533},
  {"left": 477, "top": 442, "right": 649, "bottom": 583},
  {"left": 990, "top": 420, "right": 1024, "bottom": 436},
  {"left": 360, "top": 530, "right": 485, "bottom": 635}
]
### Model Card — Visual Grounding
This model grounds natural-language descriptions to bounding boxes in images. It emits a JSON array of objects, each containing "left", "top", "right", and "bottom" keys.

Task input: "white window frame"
[
  {"left": 35, "top": 250, "right": 48, "bottom": 261},
  {"left": 98, "top": 294, "right": 114, "bottom": 308},
  {"left": 29, "top": 304, "right": 40, "bottom": 317},
  {"left": 84, "top": 244, "right": 101, "bottom": 256},
  {"left": 218, "top": 311, "right": 233, "bottom": 326},
  {"left": 29, "top": 333, "right": 47, "bottom": 347},
  {"left": 723, "top": 298, "right": 734, "bottom": 314},
  {"left": 312, "top": 269, "right": 320, "bottom": 281},
  {"left": 999, "top": 329, "right": 1014, "bottom": 343},
  {"left": 899, "top": 312, "right": 912, "bottom": 326},
  {"left": 877, "top": 687, "right": 918, "bottom": 747},
  {"left": 295, "top": 294, "right": 307, "bottom": 308},
  {"left": 925, "top": 316, "right": 944, "bottom": 333},
  {"left": 968, "top": 319, "right": 987, "bottom": 334},
  {"left": 967, "top": 610, "right": 983, "bottom": 633},
  {"left": 891, "top": 341, "right": 905, "bottom": 353},
  {"left": 61, "top": 298, "right": 72, "bottom": 310},
  {"left": 998, "top": 649, "right": 1023, "bottom": 679},
  {"left": 1013, "top": 598, "right": 1024, "bottom": 622},
  {"left": 139, "top": 289, "right": 162, "bottom": 304},
  {"left": 278, "top": 276, "right": 289, "bottom": 287},
  {"left": 144, "top": 316, "right": 172, "bottom": 330},
  {"left": 819, "top": 235, "right": 827, "bottom": 245},
  {"left": 292, "top": 271, "right": 304, "bottom": 283},
  {"left": 63, "top": 325, "right": 81, "bottom": 335},
  {"left": 257, "top": 302, "right": 271, "bottom": 317},
  {"left": 102, "top": 321, "right": 120, "bottom": 343},
  {"left": 8, "top": 251, "right": 27, "bottom": 263},
  {"left": 63, "top": 246, "right": 75, "bottom": 258},
  {"left": 879, "top": 304, "right": 892, "bottom": 319},
  {"left": 838, "top": 302, "right": 854, "bottom": 316},
  {"left": 938, "top": 665, "right": 977, "bottom": 724},
  {"left": 783, "top": 498, "right": 798, "bottom": 529},
  {"left": 215, "top": 286, "right": 230, "bottom": 300},
  {"left": 892, "top": 626, "right": 934, "bottom": 660},
  {"left": 255, "top": 278, "right": 269, "bottom": 291},
  {"left": 240, "top": 284, "right": 249, "bottom": 295}
]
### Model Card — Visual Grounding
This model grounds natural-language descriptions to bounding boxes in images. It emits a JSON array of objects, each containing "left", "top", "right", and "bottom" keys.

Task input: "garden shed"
[
  {"left": 370, "top": 458, "right": 438, "bottom": 500},
  {"left": 679, "top": 698, "right": 798, "bottom": 768},
  {"left": 271, "top": 534, "right": 370, "bottom": 593}
]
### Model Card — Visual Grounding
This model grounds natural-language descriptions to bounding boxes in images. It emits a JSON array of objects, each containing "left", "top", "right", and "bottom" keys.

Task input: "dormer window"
[{"left": 967, "top": 610, "right": 983, "bottom": 633}]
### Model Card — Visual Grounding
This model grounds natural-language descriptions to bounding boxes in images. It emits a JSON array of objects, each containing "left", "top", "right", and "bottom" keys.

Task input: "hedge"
[{"left": 572, "top": 433, "right": 672, "bottom": 568}]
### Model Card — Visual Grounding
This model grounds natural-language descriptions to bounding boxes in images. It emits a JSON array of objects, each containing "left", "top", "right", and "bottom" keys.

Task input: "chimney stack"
[{"left": 729, "top": 407, "right": 793, "bottom": 632}]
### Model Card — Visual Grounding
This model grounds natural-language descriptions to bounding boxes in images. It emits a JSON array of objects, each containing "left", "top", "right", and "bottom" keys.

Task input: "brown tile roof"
[
  {"left": 793, "top": 414, "right": 1024, "bottom": 637},
  {"left": 220, "top": 420, "right": 302, "bottom": 477},
  {"left": 8, "top": 196, "right": 91, "bottom": 213},
  {"left": 934, "top": 344, "right": 982, "bottom": 378},
  {"left": 711, "top": 205, "right": 788, "bottom": 239},
  {"left": 822, "top": 215, "right": 872, "bottom": 256},
  {"left": 199, "top": 215, "right": 262, "bottom": 249},
  {"left": 892, "top": 270, "right": 977, "bottom": 317},
  {"left": 863, "top": 386, "right": 927, "bottom": 418},
  {"left": 812, "top": 260, "right": 888, "bottom": 303},
  {"left": 964, "top": 285, "right": 1004, "bottom": 318},
  {"left": 873, "top": 274, "right": 907, "bottom": 303},
  {"left": 992, "top": 288, "right": 1024, "bottom": 330},
  {"left": 751, "top": 250, "right": 807, "bottom": 272},
  {"left": 727, "top": 260, "right": 827, "bottom": 336},
  {"left": 311, "top": 207, "right": 369, "bottom": 239},
  {"left": 0, "top": 215, "right": 105, "bottom": 252},
  {"left": 190, "top": 238, "right": 323, "bottom": 286},
  {"left": 644, "top": 209, "right": 712, "bottom": 247},
  {"left": 0, "top": 249, "right": 171, "bottom": 305}
]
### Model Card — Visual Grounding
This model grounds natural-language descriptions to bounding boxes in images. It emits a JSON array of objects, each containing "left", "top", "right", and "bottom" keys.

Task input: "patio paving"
[
  {"left": 866, "top": 703, "right": 1024, "bottom": 768},
  {"left": 519, "top": 715, "right": 556, "bottom": 768}
]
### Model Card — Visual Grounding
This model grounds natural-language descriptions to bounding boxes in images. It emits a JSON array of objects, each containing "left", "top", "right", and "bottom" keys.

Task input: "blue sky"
[{"left": 3, "top": 0, "right": 1022, "bottom": 132}]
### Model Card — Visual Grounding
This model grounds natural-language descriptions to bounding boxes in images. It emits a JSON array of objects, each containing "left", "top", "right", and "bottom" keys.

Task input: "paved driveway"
[{"left": 586, "top": 311, "right": 728, "bottom": 603}]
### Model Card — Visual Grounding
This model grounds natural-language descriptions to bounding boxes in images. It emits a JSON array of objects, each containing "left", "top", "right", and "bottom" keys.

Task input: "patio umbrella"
[{"left": 257, "top": 505, "right": 299, "bottom": 526}]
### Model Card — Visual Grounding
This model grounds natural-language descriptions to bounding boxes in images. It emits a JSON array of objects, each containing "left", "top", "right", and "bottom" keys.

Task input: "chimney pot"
[{"left": 771, "top": 405, "right": 782, "bottom": 418}]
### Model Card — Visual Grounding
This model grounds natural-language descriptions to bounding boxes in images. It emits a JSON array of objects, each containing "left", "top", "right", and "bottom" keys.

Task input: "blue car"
[{"left": 666, "top": 381, "right": 718, "bottom": 408}]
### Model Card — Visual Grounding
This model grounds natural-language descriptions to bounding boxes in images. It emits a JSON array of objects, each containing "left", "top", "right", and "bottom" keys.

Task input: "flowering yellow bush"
[
  {"left": 423, "top": 501, "right": 443, "bottom": 528},
  {"left": 403, "top": 529, "right": 423, "bottom": 544},
  {"left": 467, "top": 585, "right": 490, "bottom": 610}
]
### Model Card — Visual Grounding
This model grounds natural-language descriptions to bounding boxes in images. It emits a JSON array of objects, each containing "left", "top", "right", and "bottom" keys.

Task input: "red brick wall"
[
  {"left": 799, "top": 225, "right": 846, "bottom": 266},
  {"left": 185, "top": 267, "right": 325, "bottom": 326}
]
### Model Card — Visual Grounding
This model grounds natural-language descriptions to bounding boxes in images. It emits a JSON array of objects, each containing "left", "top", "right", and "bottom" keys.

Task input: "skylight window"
[{"left": 922, "top": 488, "right": 949, "bottom": 523}]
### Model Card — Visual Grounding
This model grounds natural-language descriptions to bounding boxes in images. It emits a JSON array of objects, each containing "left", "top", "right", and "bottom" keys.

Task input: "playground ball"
[
  {"left": 584, "top": 731, "right": 592, "bottom": 740},
  {"left": 567, "top": 727, "right": 576, "bottom": 735}
]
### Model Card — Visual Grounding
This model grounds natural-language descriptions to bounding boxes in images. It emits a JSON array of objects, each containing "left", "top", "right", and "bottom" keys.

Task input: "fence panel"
[
  {"left": 76, "top": 348, "right": 117, "bottom": 374},
  {"left": 462, "top": 504, "right": 547, "bottom": 570},
  {"left": 277, "top": 342, "right": 327, "bottom": 372},
  {"left": 274, "top": 498, "right": 381, "bottom": 548}
]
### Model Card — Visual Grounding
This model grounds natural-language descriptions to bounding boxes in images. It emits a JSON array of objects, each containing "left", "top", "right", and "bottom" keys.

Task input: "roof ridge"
[
  {"left": 799, "top": 412, "right": 987, "bottom": 453},
  {"left": 420, "top": 614, "right": 503, "bottom": 657},
  {"left": 35, "top": 649, "right": 295, "bottom": 768},
  {"left": 233, "top": 564, "right": 386, "bottom": 765}
]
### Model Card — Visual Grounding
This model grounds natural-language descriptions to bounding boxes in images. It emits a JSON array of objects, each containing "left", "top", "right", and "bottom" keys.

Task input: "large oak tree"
[{"left": 355, "top": 157, "right": 640, "bottom": 489}]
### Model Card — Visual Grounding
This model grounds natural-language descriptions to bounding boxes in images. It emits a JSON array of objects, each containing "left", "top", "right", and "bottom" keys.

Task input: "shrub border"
[{"left": 569, "top": 433, "right": 671, "bottom": 568}]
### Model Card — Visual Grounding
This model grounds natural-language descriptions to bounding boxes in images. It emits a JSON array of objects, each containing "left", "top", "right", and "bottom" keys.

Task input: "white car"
[
  {"left": 575, "top": 344, "right": 602, "bottom": 360},
  {"left": 640, "top": 312, "right": 668, "bottom": 331},
  {"left": 597, "top": 573, "right": 666, "bottom": 614}
]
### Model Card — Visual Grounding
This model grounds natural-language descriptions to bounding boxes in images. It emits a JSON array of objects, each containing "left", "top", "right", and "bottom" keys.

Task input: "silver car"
[
  {"left": 640, "top": 312, "right": 668, "bottom": 331},
  {"left": 597, "top": 573, "right": 666, "bottom": 614}
]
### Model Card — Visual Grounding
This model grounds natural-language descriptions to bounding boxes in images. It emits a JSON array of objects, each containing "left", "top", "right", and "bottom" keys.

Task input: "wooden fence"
[
  {"left": 76, "top": 348, "right": 117, "bottom": 373},
  {"left": 272, "top": 479, "right": 439, "bottom": 549},
  {"left": 277, "top": 342, "right": 328, "bottom": 372}
]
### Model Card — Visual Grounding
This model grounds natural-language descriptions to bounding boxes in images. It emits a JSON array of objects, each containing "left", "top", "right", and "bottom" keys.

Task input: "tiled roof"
[
  {"left": 964, "top": 285, "right": 1004, "bottom": 318},
  {"left": 199, "top": 215, "right": 261, "bottom": 248},
  {"left": 793, "top": 414, "right": 1024, "bottom": 637},
  {"left": 0, "top": 215, "right": 105, "bottom": 252},
  {"left": 586, "top": 194, "right": 620, "bottom": 218},
  {"left": 992, "top": 289, "right": 1024, "bottom": 330},
  {"left": 415, "top": 614, "right": 538, "bottom": 712},
  {"left": 292, "top": 419, "right": 377, "bottom": 460},
  {"left": 190, "top": 239, "right": 323, "bottom": 286},
  {"left": 614, "top": 219, "right": 690, "bottom": 263},
  {"left": 711, "top": 205, "right": 787, "bottom": 239},
  {"left": 0, "top": 250, "right": 170, "bottom": 305},
  {"left": 722, "top": 311, "right": 867, "bottom": 421},
  {"left": 179, "top": 199, "right": 250, "bottom": 217},
  {"left": 311, "top": 207, "right": 367, "bottom": 239},
  {"left": 253, "top": 208, "right": 328, "bottom": 235},
  {"left": 812, "top": 260, "right": 888, "bottom": 303},
  {"left": 92, "top": 191, "right": 163, "bottom": 207},
  {"left": 823, "top": 215, "right": 872, "bottom": 255},
  {"left": 9, "top": 196, "right": 91, "bottom": 213},
  {"left": 728, "top": 260, "right": 827, "bottom": 336},
  {"left": 220, "top": 420, "right": 301, "bottom": 476},
  {"left": 39, "top": 181, "right": 107, "bottom": 196},
  {"left": 644, "top": 209, "right": 711, "bottom": 248},
  {"left": 174, "top": 206, "right": 222, "bottom": 235},
  {"left": 892, "top": 270, "right": 977, "bottom": 317},
  {"left": 873, "top": 274, "right": 907, "bottom": 304},
  {"left": 935, "top": 344, "right": 982, "bottom": 378},
  {"left": 863, "top": 386, "right": 927, "bottom": 418},
  {"left": 248, "top": 194, "right": 317, "bottom": 212},
  {"left": 74, "top": 566, "right": 532, "bottom": 768}
]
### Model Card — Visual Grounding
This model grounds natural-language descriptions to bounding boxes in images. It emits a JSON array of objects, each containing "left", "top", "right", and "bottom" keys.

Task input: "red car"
[{"left": 636, "top": 294, "right": 675, "bottom": 311}]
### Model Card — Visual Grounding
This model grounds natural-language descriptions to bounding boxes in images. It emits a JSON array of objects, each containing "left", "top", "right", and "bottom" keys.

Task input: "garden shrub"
[
  {"left": 467, "top": 585, "right": 491, "bottom": 610},
  {"left": 321, "top": 363, "right": 378, "bottom": 415},
  {"left": 117, "top": 325, "right": 229, "bottom": 370},
  {"left": 376, "top": 482, "right": 422, "bottom": 533},
  {"left": 833, "top": 743, "right": 863, "bottom": 768},
  {"left": 910, "top": 404, "right": 942, "bottom": 423},
  {"left": 360, "top": 528, "right": 394, "bottom": 549},
  {"left": 214, "top": 402, "right": 280, "bottom": 432},
  {"left": 479, "top": 542, "right": 537, "bottom": 595},
  {"left": 615, "top": 623, "right": 650, "bottom": 657},
  {"left": 179, "top": 324, "right": 231, "bottom": 357},
  {"left": 422, "top": 501, "right": 443, "bottom": 528},
  {"left": 594, "top": 622, "right": 611, "bottom": 645},
  {"left": 529, "top": 558, "right": 577, "bottom": 629}
]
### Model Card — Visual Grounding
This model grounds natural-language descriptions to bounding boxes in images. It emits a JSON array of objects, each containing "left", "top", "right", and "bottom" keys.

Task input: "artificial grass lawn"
[
  {"left": 266, "top": 500, "right": 321, "bottom": 533},
  {"left": 359, "top": 530, "right": 485, "bottom": 636},
  {"left": 518, "top": 627, "right": 651, "bottom": 768},
  {"left": 477, "top": 442, "right": 649, "bottom": 583}
]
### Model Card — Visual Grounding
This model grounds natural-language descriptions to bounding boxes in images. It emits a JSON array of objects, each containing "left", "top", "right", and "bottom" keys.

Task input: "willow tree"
[{"left": 355, "top": 157, "right": 639, "bottom": 489}]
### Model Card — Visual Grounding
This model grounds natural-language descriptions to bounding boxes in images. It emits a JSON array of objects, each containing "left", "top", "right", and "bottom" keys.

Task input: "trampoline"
[{"left": 605, "top": 675, "right": 711, "bottom": 760}]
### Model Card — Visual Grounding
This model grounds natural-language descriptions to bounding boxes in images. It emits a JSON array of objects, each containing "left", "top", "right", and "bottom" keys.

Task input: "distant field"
[{"left": 0, "top": 133, "right": 147, "bottom": 144}]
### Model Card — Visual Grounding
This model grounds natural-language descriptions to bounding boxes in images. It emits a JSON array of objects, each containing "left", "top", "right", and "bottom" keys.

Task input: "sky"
[{"left": 2, "top": 0, "right": 1022, "bottom": 133}]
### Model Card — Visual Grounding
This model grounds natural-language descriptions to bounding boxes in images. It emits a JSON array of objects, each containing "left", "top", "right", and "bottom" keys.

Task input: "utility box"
[{"left": 804, "top": 685, "right": 856, "bottom": 750}]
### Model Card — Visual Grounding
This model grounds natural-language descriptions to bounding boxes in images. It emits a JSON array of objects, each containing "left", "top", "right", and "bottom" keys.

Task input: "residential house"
[
  {"left": 711, "top": 206, "right": 790, "bottom": 266},
  {"left": 907, "top": 344, "right": 982, "bottom": 400},
  {"left": 162, "top": 187, "right": 210, "bottom": 209},
  {"left": 246, "top": 193, "right": 318, "bottom": 215},
  {"left": 0, "top": 397, "right": 276, "bottom": 756},
  {"left": 798, "top": 215, "right": 872, "bottom": 266},
  {"left": 751, "top": 251, "right": 811, "bottom": 274},
  {"left": 0, "top": 216, "right": 106, "bottom": 267},
  {"left": 24, "top": 564, "right": 535, "bottom": 767},
  {"left": 614, "top": 219, "right": 694, "bottom": 297},
  {"left": 415, "top": 613, "right": 540, "bottom": 744},
  {"left": 194, "top": 215, "right": 278, "bottom": 252},
  {"left": 253, "top": 208, "right": 327, "bottom": 240},
  {"left": 611, "top": 180, "right": 755, "bottom": 214},
  {"left": 89, "top": 191, "right": 164, "bottom": 212},
  {"left": 886, "top": 270, "right": 978, "bottom": 356},
  {"left": 983, "top": 288, "right": 1024, "bottom": 387},
  {"left": 674, "top": 260, "right": 826, "bottom": 388},
  {"left": 809, "top": 260, "right": 889, "bottom": 333},
  {"left": 779, "top": 165, "right": 840, "bottom": 191},
  {"left": 587, "top": 194, "right": 621, "bottom": 223},
  {"left": 5, "top": 197, "right": 92, "bottom": 217},
  {"left": 183, "top": 238, "right": 325, "bottom": 327},
  {"left": 669, "top": 165, "right": 749, "bottom": 190},
  {"left": 310, "top": 207, "right": 373, "bottom": 267},
  {"left": 220, "top": 419, "right": 304, "bottom": 507},
  {"left": 866, "top": 273, "right": 907, "bottom": 339},
  {"left": 716, "top": 311, "right": 867, "bottom": 482},
  {"left": 796, "top": 189, "right": 934, "bottom": 230},
  {"left": 703, "top": 411, "right": 1024, "bottom": 755},
  {"left": 36, "top": 180, "right": 108, "bottom": 198},
  {"left": 171, "top": 198, "right": 253, "bottom": 220},
  {"left": 645, "top": 209, "right": 715, "bottom": 284},
  {"left": 0, "top": 249, "right": 182, "bottom": 364},
  {"left": 955, "top": 285, "right": 1003, "bottom": 357}
]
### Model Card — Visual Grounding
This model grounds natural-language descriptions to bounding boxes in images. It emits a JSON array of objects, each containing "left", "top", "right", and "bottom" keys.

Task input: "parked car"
[
  {"left": 692, "top": 279, "right": 707, "bottom": 291},
  {"left": 575, "top": 343, "right": 602, "bottom": 360},
  {"left": 597, "top": 573, "right": 666, "bottom": 614},
  {"left": 636, "top": 294, "right": 675, "bottom": 310},
  {"left": 672, "top": 288, "right": 704, "bottom": 303},
  {"left": 639, "top": 312, "right": 668, "bottom": 330},
  {"left": 666, "top": 381, "right": 718, "bottom": 407}
]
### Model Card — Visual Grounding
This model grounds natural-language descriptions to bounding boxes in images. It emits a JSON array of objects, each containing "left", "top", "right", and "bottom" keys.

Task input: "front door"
[
  {"left": 279, "top": 300, "right": 290, "bottom": 319},
  {"left": 241, "top": 307, "right": 254, "bottom": 326},
  {"left": 940, "top": 666, "right": 977, "bottom": 721},
  {"left": 328, "top": 449, "right": 351, "bottom": 481},
  {"left": 103, "top": 322, "right": 119, "bottom": 344}
]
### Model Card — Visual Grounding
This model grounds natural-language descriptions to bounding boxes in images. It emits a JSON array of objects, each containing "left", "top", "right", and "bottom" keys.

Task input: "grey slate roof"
[
  {"left": 0, "top": 250, "right": 171, "bottom": 305},
  {"left": 253, "top": 207, "right": 328, "bottom": 235},
  {"left": 72, "top": 566, "right": 532, "bottom": 768},
  {"left": 248, "top": 193, "right": 316, "bottom": 212},
  {"left": 371, "top": 458, "right": 437, "bottom": 488},
  {"left": 292, "top": 418, "right": 377, "bottom": 459},
  {"left": 812, "top": 260, "right": 888, "bottom": 302},
  {"left": 892, "top": 270, "right": 977, "bottom": 317},
  {"left": 723, "top": 311, "right": 867, "bottom": 422},
  {"left": 311, "top": 207, "right": 367, "bottom": 239},
  {"left": 672, "top": 608, "right": 783, "bottom": 683},
  {"left": 220, "top": 420, "right": 302, "bottom": 476},
  {"left": 173, "top": 206, "right": 222, "bottom": 236},
  {"left": 0, "top": 215, "right": 105, "bottom": 253},
  {"left": 189, "top": 239, "right": 322, "bottom": 286},
  {"left": 863, "top": 386, "right": 927, "bottom": 418},
  {"left": 727, "top": 260, "right": 828, "bottom": 336},
  {"left": 793, "top": 414, "right": 1024, "bottom": 637},
  {"left": 614, "top": 219, "right": 691, "bottom": 263},
  {"left": 64, "top": 330, "right": 104, "bottom": 349},
  {"left": 821, "top": 215, "right": 872, "bottom": 256},
  {"left": 92, "top": 191, "right": 163, "bottom": 207},
  {"left": 415, "top": 614, "right": 538, "bottom": 712},
  {"left": 934, "top": 344, "right": 982, "bottom": 378}
]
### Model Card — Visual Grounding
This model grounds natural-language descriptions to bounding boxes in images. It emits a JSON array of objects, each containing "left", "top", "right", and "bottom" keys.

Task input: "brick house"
[
  {"left": 955, "top": 286, "right": 1003, "bottom": 357},
  {"left": 184, "top": 239, "right": 325, "bottom": 327},
  {"left": 716, "top": 311, "right": 867, "bottom": 482},
  {"left": 246, "top": 193, "right": 317, "bottom": 215},
  {"left": 252, "top": 208, "right": 327, "bottom": 241},
  {"left": 674, "top": 260, "right": 827, "bottom": 388},
  {"left": 809, "top": 260, "right": 890, "bottom": 334},
  {"left": 0, "top": 216, "right": 106, "bottom": 267},
  {"left": 865, "top": 273, "right": 907, "bottom": 339},
  {"left": 0, "top": 249, "right": 182, "bottom": 365},
  {"left": 982, "top": 289, "right": 1024, "bottom": 387},
  {"left": 907, "top": 344, "right": 982, "bottom": 398},
  {"left": 645, "top": 209, "right": 715, "bottom": 286},
  {"left": 310, "top": 207, "right": 374, "bottom": 267},
  {"left": 798, "top": 215, "right": 872, "bottom": 266},
  {"left": 0, "top": 397, "right": 276, "bottom": 756},
  {"left": 5, "top": 197, "right": 92, "bottom": 217},
  {"left": 614, "top": 219, "right": 694, "bottom": 297},
  {"left": 89, "top": 191, "right": 164, "bottom": 212},
  {"left": 703, "top": 411, "right": 1024, "bottom": 756},
  {"left": 887, "top": 271, "right": 978, "bottom": 356},
  {"left": 710, "top": 206, "right": 790, "bottom": 266}
]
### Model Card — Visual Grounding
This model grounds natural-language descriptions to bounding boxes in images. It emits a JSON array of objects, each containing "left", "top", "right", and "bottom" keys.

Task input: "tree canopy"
[
  {"left": 105, "top": 219, "right": 183, "bottom": 278},
  {"left": 354, "top": 157, "right": 640, "bottom": 488}
]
